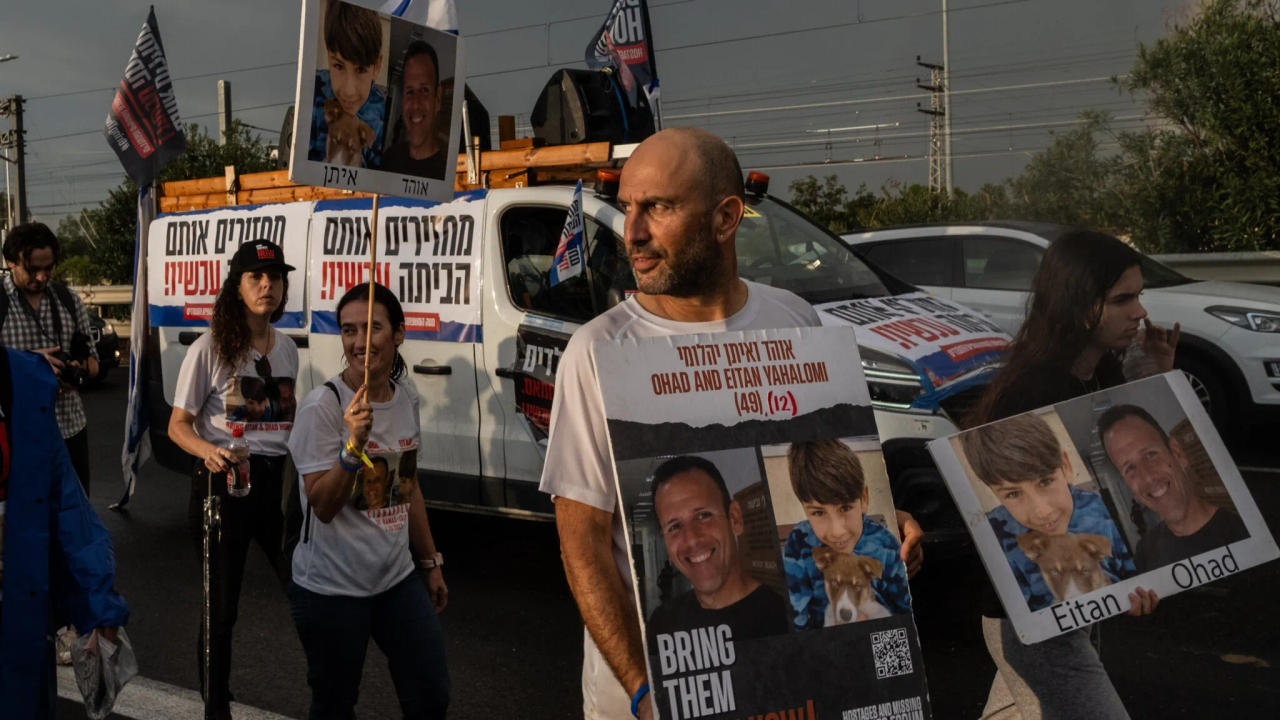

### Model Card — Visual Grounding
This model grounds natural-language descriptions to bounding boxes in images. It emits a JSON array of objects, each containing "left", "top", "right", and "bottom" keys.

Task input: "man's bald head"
[{"left": 633, "top": 128, "right": 744, "bottom": 208}]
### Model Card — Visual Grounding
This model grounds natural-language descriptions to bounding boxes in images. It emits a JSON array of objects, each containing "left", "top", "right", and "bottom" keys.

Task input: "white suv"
[{"left": 842, "top": 222, "right": 1280, "bottom": 427}]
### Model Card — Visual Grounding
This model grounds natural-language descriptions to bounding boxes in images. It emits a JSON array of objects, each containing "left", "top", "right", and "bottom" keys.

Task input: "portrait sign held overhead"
[
  {"left": 291, "top": 0, "right": 465, "bottom": 202},
  {"left": 928, "top": 372, "right": 1279, "bottom": 644},
  {"left": 597, "top": 326, "right": 932, "bottom": 720}
]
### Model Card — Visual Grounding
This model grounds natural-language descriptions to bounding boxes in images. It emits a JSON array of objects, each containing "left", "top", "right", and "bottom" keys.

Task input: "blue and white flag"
[
  {"left": 550, "top": 181, "right": 585, "bottom": 287},
  {"left": 117, "top": 185, "right": 158, "bottom": 509},
  {"left": 377, "top": 0, "right": 457, "bottom": 33}
]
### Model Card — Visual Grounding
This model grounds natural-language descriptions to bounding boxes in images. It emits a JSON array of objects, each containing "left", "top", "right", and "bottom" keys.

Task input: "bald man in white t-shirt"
[{"left": 540, "top": 128, "right": 825, "bottom": 719}]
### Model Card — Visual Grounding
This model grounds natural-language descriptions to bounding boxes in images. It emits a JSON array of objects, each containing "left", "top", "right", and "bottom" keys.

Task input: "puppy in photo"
[
  {"left": 812, "top": 545, "right": 891, "bottom": 625},
  {"left": 783, "top": 440, "right": 913, "bottom": 631},
  {"left": 1017, "top": 530, "right": 1113, "bottom": 603},
  {"left": 324, "top": 99, "right": 374, "bottom": 167},
  {"left": 961, "top": 411, "right": 1136, "bottom": 612}
]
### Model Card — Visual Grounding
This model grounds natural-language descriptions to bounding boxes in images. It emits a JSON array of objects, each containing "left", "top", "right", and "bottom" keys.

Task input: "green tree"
[
  {"left": 1003, "top": 111, "right": 1122, "bottom": 229},
  {"left": 59, "top": 121, "right": 276, "bottom": 284},
  {"left": 1114, "top": 0, "right": 1280, "bottom": 251}
]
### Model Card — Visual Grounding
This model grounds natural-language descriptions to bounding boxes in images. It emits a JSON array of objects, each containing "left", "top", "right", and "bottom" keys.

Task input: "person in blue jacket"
[{"left": 0, "top": 347, "right": 129, "bottom": 718}]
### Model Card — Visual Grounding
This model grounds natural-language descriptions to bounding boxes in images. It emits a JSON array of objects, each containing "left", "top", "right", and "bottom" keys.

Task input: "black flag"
[
  {"left": 105, "top": 6, "right": 185, "bottom": 188},
  {"left": 585, "top": 0, "right": 660, "bottom": 114}
]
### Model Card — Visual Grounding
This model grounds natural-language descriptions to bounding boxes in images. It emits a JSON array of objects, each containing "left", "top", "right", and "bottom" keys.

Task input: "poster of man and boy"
[
  {"left": 930, "top": 373, "right": 1278, "bottom": 643},
  {"left": 290, "top": 0, "right": 464, "bottom": 200}
]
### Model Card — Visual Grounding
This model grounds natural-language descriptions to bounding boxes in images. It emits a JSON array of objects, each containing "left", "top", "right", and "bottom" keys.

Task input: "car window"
[
  {"left": 860, "top": 238, "right": 955, "bottom": 287},
  {"left": 962, "top": 236, "right": 1043, "bottom": 291},
  {"left": 500, "top": 205, "right": 633, "bottom": 323},
  {"left": 736, "top": 196, "right": 900, "bottom": 303}
]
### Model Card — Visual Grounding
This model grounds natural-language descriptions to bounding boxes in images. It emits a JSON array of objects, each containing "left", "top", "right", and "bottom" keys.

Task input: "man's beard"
[{"left": 632, "top": 220, "right": 720, "bottom": 297}]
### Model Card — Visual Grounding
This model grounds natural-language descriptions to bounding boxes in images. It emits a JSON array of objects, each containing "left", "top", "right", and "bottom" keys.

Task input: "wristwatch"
[{"left": 417, "top": 552, "right": 444, "bottom": 570}]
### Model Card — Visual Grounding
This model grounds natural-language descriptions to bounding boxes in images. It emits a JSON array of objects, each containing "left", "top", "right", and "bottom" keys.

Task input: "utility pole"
[
  {"left": 218, "top": 80, "right": 232, "bottom": 145},
  {"left": 916, "top": 58, "right": 945, "bottom": 194},
  {"left": 942, "top": 0, "right": 953, "bottom": 194},
  {"left": 0, "top": 95, "right": 27, "bottom": 224}
]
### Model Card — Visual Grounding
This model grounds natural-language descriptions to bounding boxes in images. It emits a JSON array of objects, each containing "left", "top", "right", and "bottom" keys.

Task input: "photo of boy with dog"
[
  {"left": 765, "top": 438, "right": 913, "bottom": 629},
  {"left": 956, "top": 410, "right": 1137, "bottom": 612},
  {"left": 309, "top": 0, "right": 390, "bottom": 168},
  {"left": 931, "top": 372, "right": 1279, "bottom": 643},
  {"left": 292, "top": 0, "right": 464, "bottom": 199}
]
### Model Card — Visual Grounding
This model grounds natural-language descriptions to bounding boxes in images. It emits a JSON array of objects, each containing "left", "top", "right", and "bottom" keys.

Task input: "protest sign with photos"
[
  {"left": 928, "top": 372, "right": 1279, "bottom": 644},
  {"left": 290, "top": 0, "right": 465, "bottom": 201},
  {"left": 596, "top": 326, "right": 932, "bottom": 720}
]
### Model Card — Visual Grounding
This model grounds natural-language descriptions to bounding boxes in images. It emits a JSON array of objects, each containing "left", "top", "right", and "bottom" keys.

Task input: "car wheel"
[{"left": 1174, "top": 352, "right": 1232, "bottom": 430}]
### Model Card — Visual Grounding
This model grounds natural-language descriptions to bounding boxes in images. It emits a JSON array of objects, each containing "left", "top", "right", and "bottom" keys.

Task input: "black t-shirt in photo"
[
  {"left": 647, "top": 585, "right": 790, "bottom": 646},
  {"left": 380, "top": 142, "right": 447, "bottom": 178},
  {"left": 1135, "top": 507, "right": 1249, "bottom": 571}
]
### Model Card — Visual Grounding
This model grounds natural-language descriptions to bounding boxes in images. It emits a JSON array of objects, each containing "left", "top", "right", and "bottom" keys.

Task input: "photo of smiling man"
[
  {"left": 382, "top": 40, "right": 446, "bottom": 178},
  {"left": 1098, "top": 404, "right": 1248, "bottom": 571},
  {"left": 644, "top": 455, "right": 790, "bottom": 642}
]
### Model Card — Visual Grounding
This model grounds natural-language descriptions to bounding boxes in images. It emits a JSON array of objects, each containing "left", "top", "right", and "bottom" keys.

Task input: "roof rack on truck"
[{"left": 159, "top": 130, "right": 637, "bottom": 212}]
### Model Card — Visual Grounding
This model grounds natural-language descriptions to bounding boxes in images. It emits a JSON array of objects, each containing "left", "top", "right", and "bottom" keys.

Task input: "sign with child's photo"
[
  {"left": 290, "top": 0, "right": 465, "bottom": 201},
  {"left": 928, "top": 372, "right": 1279, "bottom": 644},
  {"left": 596, "top": 326, "right": 932, "bottom": 720}
]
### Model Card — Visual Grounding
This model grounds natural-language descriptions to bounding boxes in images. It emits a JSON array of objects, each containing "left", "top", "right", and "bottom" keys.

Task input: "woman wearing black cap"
[{"left": 168, "top": 238, "right": 298, "bottom": 719}]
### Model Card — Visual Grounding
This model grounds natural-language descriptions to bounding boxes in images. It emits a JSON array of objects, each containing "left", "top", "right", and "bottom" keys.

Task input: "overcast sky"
[{"left": 2, "top": 0, "right": 1191, "bottom": 226}]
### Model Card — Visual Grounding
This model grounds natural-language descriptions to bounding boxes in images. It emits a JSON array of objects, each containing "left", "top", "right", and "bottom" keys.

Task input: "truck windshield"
[{"left": 736, "top": 196, "right": 910, "bottom": 303}]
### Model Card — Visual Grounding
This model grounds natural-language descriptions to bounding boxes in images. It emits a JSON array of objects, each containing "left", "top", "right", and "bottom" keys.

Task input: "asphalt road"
[{"left": 58, "top": 372, "right": 1280, "bottom": 719}]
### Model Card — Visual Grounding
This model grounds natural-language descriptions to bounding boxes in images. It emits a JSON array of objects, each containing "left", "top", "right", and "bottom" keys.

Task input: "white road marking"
[
  {"left": 1239, "top": 466, "right": 1280, "bottom": 475},
  {"left": 57, "top": 666, "right": 295, "bottom": 720}
]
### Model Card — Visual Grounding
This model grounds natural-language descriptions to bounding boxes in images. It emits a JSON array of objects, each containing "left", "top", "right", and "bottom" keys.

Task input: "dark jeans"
[
  {"left": 288, "top": 575, "right": 450, "bottom": 720},
  {"left": 65, "top": 427, "right": 89, "bottom": 494},
  {"left": 188, "top": 454, "right": 288, "bottom": 715}
]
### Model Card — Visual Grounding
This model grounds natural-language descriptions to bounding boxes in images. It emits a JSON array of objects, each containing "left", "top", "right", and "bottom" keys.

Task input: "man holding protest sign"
[{"left": 540, "top": 128, "right": 923, "bottom": 719}]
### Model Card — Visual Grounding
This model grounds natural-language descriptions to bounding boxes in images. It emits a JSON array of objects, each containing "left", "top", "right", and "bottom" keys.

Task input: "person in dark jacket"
[{"left": 0, "top": 347, "right": 129, "bottom": 718}]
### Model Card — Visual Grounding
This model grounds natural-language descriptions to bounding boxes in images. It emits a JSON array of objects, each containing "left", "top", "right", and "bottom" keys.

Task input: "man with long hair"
[{"left": 968, "top": 230, "right": 1177, "bottom": 720}]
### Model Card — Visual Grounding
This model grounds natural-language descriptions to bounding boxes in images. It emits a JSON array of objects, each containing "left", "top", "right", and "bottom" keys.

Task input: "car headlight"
[
  {"left": 1206, "top": 306, "right": 1280, "bottom": 333},
  {"left": 860, "top": 346, "right": 924, "bottom": 409}
]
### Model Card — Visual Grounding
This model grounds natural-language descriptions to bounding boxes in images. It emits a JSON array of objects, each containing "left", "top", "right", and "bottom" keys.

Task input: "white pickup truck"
[{"left": 145, "top": 172, "right": 1009, "bottom": 545}]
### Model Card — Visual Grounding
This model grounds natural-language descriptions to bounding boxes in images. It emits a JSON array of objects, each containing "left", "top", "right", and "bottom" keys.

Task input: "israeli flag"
[
  {"left": 550, "top": 181, "right": 586, "bottom": 287},
  {"left": 377, "top": 0, "right": 458, "bottom": 33}
]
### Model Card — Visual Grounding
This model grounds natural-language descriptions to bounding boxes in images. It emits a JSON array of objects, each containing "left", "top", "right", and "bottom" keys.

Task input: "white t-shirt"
[
  {"left": 538, "top": 280, "right": 819, "bottom": 590},
  {"left": 288, "top": 375, "right": 420, "bottom": 597},
  {"left": 173, "top": 329, "right": 299, "bottom": 456}
]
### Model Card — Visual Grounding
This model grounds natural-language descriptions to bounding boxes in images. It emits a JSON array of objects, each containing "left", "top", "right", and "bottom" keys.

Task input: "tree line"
[{"left": 789, "top": 0, "right": 1280, "bottom": 254}]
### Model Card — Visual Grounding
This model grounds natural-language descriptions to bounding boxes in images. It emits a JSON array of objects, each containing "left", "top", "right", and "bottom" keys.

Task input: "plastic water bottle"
[{"left": 226, "top": 427, "right": 251, "bottom": 497}]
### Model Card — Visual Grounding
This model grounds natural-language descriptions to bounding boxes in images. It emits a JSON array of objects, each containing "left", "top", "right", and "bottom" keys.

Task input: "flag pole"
[
  {"left": 639, "top": 0, "right": 661, "bottom": 129},
  {"left": 364, "top": 194, "right": 381, "bottom": 388}
]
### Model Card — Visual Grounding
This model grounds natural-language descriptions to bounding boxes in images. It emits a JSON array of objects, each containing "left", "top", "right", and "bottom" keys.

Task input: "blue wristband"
[
  {"left": 337, "top": 450, "right": 362, "bottom": 472},
  {"left": 630, "top": 682, "right": 650, "bottom": 718}
]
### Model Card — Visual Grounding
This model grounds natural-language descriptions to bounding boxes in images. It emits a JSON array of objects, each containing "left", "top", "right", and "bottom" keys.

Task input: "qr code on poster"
[{"left": 870, "top": 628, "right": 912, "bottom": 679}]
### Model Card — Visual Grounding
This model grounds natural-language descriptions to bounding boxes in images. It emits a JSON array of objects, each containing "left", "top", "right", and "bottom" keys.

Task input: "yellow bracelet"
[{"left": 345, "top": 439, "right": 375, "bottom": 469}]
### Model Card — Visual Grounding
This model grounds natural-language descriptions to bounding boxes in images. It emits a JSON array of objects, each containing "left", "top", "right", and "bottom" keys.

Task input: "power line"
[
  {"left": 667, "top": 75, "right": 1126, "bottom": 121},
  {"left": 26, "top": 62, "right": 296, "bottom": 102},
  {"left": 471, "top": 0, "right": 1032, "bottom": 80}
]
